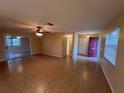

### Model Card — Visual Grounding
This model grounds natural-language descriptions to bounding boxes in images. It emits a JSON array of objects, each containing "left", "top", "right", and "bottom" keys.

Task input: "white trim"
[
  {"left": 99, "top": 62, "right": 115, "bottom": 93},
  {"left": 40, "top": 53, "right": 64, "bottom": 58},
  {"left": 97, "top": 35, "right": 101, "bottom": 60}
]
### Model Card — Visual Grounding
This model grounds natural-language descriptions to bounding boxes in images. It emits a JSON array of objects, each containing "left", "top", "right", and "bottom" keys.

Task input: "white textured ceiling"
[{"left": 0, "top": 0, "right": 124, "bottom": 33}]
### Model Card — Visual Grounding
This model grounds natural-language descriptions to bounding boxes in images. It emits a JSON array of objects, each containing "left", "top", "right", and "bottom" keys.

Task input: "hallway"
[{"left": 0, "top": 55, "right": 112, "bottom": 93}]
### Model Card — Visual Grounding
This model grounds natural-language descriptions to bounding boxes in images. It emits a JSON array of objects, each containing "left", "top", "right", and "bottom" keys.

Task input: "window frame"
[
  {"left": 12, "top": 38, "right": 21, "bottom": 46},
  {"left": 6, "top": 38, "right": 21, "bottom": 47},
  {"left": 104, "top": 26, "right": 120, "bottom": 66}
]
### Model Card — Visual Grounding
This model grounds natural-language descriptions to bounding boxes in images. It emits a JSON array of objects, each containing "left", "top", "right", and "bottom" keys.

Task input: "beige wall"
[
  {"left": 62, "top": 35, "right": 73, "bottom": 56},
  {"left": 30, "top": 34, "right": 41, "bottom": 55},
  {"left": 62, "top": 37, "right": 67, "bottom": 56},
  {"left": 100, "top": 10, "right": 124, "bottom": 93},
  {"left": 40, "top": 33, "right": 64, "bottom": 57},
  {"left": 67, "top": 36, "right": 73, "bottom": 56},
  {"left": 40, "top": 33, "right": 73, "bottom": 57},
  {"left": 78, "top": 37, "right": 89, "bottom": 56}
]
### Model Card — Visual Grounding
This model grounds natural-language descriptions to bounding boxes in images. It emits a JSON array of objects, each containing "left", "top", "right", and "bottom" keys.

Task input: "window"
[
  {"left": 6, "top": 38, "right": 12, "bottom": 46},
  {"left": 6, "top": 38, "right": 21, "bottom": 47},
  {"left": 12, "top": 38, "right": 21, "bottom": 46},
  {"left": 104, "top": 26, "right": 120, "bottom": 66}
]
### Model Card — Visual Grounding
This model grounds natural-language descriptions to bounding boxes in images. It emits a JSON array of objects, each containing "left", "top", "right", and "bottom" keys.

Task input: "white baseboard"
[
  {"left": 40, "top": 53, "right": 64, "bottom": 58},
  {"left": 99, "top": 62, "right": 115, "bottom": 93}
]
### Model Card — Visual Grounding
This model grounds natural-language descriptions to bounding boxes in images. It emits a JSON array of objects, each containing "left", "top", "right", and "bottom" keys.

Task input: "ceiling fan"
[{"left": 36, "top": 23, "right": 53, "bottom": 37}]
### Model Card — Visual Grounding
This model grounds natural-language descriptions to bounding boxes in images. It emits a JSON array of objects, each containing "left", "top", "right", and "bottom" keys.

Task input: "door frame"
[
  {"left": 77, "top": 35, "right": 101, "bottom": 60},
  {"left": 88, "top": 36, "right": 101, "bottom": 59}
]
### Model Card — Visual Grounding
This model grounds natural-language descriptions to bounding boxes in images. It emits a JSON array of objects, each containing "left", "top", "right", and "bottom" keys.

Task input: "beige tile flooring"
[{"left": 0, "top": 55, "right": 112, "bottom": 93}]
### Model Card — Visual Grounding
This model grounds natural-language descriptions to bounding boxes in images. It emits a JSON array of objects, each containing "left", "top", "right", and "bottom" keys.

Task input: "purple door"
[{"left": 88, "top": 37, "right": 98, "bottom": 57}]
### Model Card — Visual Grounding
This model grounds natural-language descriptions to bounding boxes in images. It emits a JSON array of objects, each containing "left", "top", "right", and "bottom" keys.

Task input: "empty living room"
[{"left": 0, "top": 0, "right": 124, "bottom": 93}]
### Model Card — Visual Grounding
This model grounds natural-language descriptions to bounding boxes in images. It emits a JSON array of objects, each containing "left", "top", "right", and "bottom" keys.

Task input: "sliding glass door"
[{"left": 5, "top": 36, "right": 30, "bottom": 60}]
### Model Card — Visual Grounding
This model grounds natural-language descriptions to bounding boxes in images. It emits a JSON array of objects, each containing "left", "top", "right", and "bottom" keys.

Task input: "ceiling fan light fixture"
[
  {"left": 35, "top": 23, "right": 52, "bottom": 37},
  {"left": 17, "top": 36, "right": 21, "bottom": 39},
  {"left": 36, "top": 32, "right": 43, "bottom": 37}
]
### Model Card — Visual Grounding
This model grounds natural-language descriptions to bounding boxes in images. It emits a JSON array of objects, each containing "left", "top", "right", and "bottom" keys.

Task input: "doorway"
[
  {"left": 5, "top": 35, "right": 30, "bottom": 60},
  {"left": 78, "top": 36, "right": 101, "bottom": 61}
]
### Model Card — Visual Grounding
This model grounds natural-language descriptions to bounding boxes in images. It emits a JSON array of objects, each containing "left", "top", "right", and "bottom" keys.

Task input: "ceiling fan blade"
[
  {"left": 47, "top": 23, "right": 54, "bottom": 26},
  {"left": 42, "top": 32, "right": 50, "bottom": 34}
]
